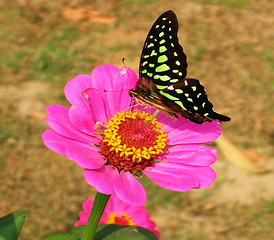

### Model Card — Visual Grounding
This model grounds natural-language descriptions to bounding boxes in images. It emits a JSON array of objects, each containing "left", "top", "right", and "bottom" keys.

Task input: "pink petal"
[
  {"left": 143, "top": 162, "right": 200, "bottom": 192},
  {"left": 68, "top": 105, "right": 96, "bottom": 135},
  {"left": 45, "top": 105, "right": 97, "bottom": 143},
  {"left": 144, "top": 161, "right": 216, "bottom": 190},
  {"left": 74, "top": 220, "right": 85, "bottom": 227},
  {"left": 64, "top": 74, "right": 92, "bottom": 105},
  {"left": 42, "top": 129, "right": 69, "bottom": 155},
  {"left": 113, "top": 172, "right": 147, "bottom": 207},
  {"left": 175, "top": 164, "right": 216, "bottom": 189},
  {"left": 82, "top": 88, "right": 111, "bottom": 123},
  {"left": 112, "top": 67, "right": 138, "bottom": 91},
  {"left": 108, "top": 67, "right": 139, "bottom": 114},
  {"left": 103, "top": 193, "right": 127, "bottom": 213},
  {"left": 82, "top": 199, "right": 94, "bottom": 212},
  {"left": 90, "top": 65, "right": 138, "bottom": 116},
  {"left": 160, "top": 144, "right": 216, "bottom": 166},
  {"left": 160, "top": 115, "right": 222, "bottom": 144},
  {"left": 74, "top": 211, "right": 89, "bottom": 226},
  {"left": 65, "top": 143, "right": 105, "bottom": 169},
  {"left": 42, "top": 129, "right": 104, "bottom": 169},
  {"left": 190, "top": 166, "right": 216, "bottom": 189},
  {"left": 84, "top": 166, "right": 119, "bottom": 195},
  {"left": 90, "top": 65, "right": 120, "bottom": 92}
]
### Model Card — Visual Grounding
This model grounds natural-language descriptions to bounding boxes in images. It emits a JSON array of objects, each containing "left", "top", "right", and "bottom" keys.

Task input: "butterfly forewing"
[{"left": 139, "top": 11, "right": 187, "bottom": 88}]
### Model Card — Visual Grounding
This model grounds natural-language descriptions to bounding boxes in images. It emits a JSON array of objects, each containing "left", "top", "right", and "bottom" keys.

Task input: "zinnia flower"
[
  {"left": 74, "top": 194, "right": 160, "bottom": 237},
  {"left": 42, "top": 64, "right": 221, "bottom": 206}
]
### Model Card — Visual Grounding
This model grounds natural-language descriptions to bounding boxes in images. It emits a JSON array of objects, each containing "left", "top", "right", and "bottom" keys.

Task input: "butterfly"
[{"left": 129, "top": 10, "right": 230, "bottom": 124}]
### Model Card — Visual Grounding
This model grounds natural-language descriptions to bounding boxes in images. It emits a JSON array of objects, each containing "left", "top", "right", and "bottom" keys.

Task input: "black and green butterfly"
[{"left": 129, "top": 10, "right": 230, "bottom": 124}]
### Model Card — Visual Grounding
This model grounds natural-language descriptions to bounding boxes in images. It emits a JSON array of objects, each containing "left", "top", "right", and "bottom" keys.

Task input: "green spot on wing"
[
  {"left": 175, "top": 89, "right": 183, "bottom": 94},
  {"left": 192, "top": 86, "right": 197, "bottom": 91},
  {"left": 159, "top": 32, "right": 164, "bottom": 37},
  {"left": 159, "top": 46, "right": 167, "bottom": 53},
  {"left": 142, "top": 61, "right": 148, "bottom": 66},
  {"left": 147, "top": 43, "right": 154, "bottom": 48},
  {"left": 156, "top": 85, "right": 167, "bottom": 90},
  {"left": 160, "top": 91, "right": 179, "bottom": 100},
  {"left": 159, "top": 39, "right": 166, "bottom": 44},
  {"left": 155, "top": 64, "right": 170, "bottom": 72},
  {"left": 175, "top": 101, "right": 186, "bottom": 110},
  {"left": 157, "top": 55, "right": 168, "bottom": 63},
  {"left": 187, "top": 98, "right": 193, "bottom": 102},
  {"left": 147, "top": 72, "right": 153, "bottom": 77},
  {"left": 150, "top": 50, "right": 157, "bottom": 56},
  {"left": 141, "top": 69, "right": 147, "bottom": 74},
  {"left": 170, "top": 79, "right": 179, "bottom": 83},
  {"left": 193, "top": 106, "right": 198, "bottom": 111},
  {"left": 175, "top": 60, "right": 180, "bottom": 66},
  {"left": 149, "top": 63, "right": 155, "bottom": 67},
  {"left": 160, "top": 75, "right": 171, "bottom": 81}
]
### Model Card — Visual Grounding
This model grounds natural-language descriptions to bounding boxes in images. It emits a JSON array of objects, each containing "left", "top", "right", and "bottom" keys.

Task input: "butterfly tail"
[{"left": 210, "top": 112, "right": 231, "bottom": 122}]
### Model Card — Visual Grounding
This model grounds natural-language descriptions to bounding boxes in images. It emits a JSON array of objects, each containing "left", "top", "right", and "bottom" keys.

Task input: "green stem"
[{"left": 81, "top": 192, "right": 111, "bottom": 240}]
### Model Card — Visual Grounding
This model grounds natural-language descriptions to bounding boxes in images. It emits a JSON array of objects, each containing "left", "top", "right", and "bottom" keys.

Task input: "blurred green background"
[{"left": 0, "top": 0, "right": 273, "bottom": 239}]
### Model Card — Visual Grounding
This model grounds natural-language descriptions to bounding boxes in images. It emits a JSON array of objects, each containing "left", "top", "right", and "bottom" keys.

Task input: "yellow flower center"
[
  {"left": 100, "top": 110, "right": 167, "bottom": 172},
  {"left": 106, "top": 212, "right": 135, "bottom": 226}
]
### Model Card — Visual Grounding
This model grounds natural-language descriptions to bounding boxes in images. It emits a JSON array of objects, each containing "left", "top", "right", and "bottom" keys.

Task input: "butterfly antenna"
[
  {"left": 122, "top": 58, "right": 127, "bottom": 68},
  {"left": 104, "top": 88, "right": 130, "bottom": 93}
]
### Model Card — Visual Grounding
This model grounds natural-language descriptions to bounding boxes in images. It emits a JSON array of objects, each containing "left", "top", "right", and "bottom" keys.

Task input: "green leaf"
[
  {"left": 94, "top": 224, "right": 158, "bottom": 240},
  {"left": 0, "top": 210, "right": 28, "bottom": 240},
  {"left": 43, "top": 233, "right": 79, "bottom": 240},
  {"left": 71, "top": 225, "right": 85, "bottom": 238},
  {"left": 71, "top": 224, "right": 158, "bottom": 240}
]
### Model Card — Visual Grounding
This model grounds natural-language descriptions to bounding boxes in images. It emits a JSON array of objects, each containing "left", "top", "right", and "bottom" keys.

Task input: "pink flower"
[
  {"left": 42, "top": 64, "right": 221, "bottom": 207},
  {"left": 74, "top": 195, "right": 160, "bottom": 237}
]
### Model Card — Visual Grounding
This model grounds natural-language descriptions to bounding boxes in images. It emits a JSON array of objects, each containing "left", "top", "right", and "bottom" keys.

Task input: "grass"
[
  {"left": 195, "top": 0, "right": 248, "bottom": 9},
  {"left": 0, "top": 0, "right": 273, "bottom": 239}
]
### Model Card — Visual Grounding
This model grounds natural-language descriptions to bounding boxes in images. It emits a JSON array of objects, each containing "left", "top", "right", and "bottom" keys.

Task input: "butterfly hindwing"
[{"left": 159, "top": 78, "right": 230, "bottom": 123}]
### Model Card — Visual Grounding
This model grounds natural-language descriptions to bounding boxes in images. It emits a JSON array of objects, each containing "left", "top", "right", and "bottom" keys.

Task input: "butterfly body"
[{"left": 129, "top": 10, "right": 230, "bottom": 124}]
